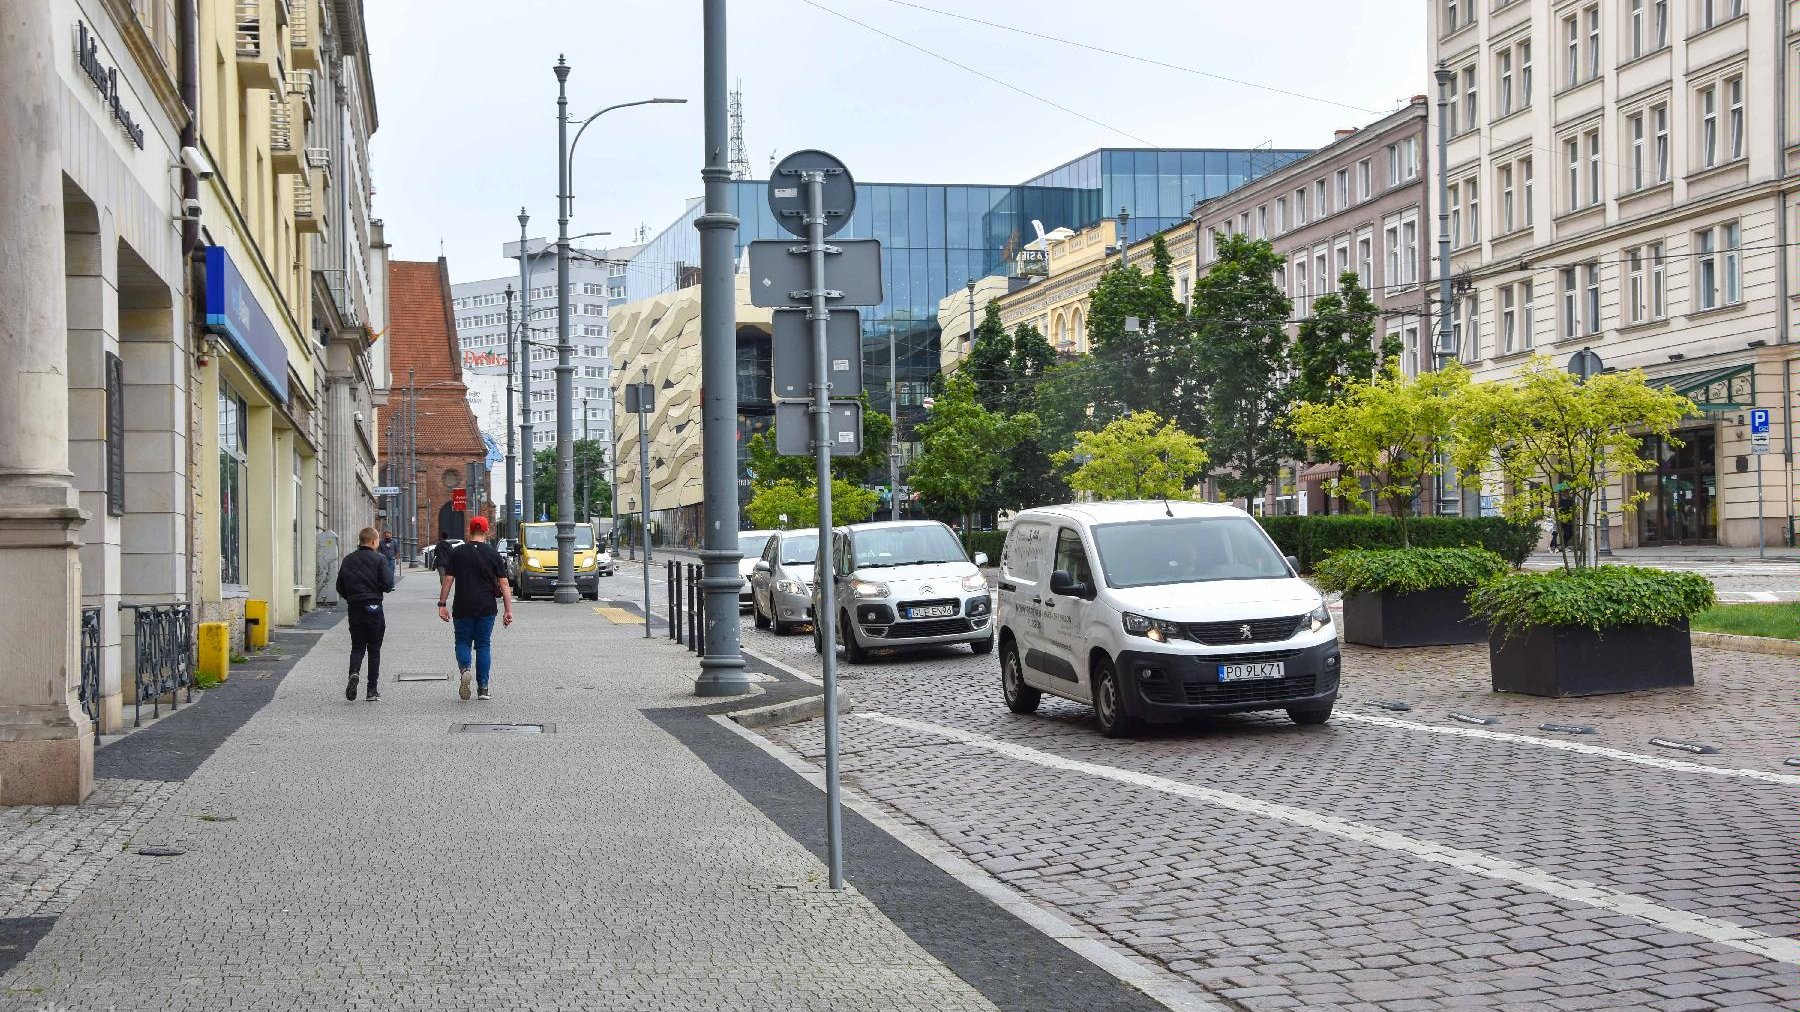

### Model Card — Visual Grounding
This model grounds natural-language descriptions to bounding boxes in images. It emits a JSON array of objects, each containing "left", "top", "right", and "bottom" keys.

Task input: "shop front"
[{"left": 1631, "top": 364, "right": 1754, "bottom": 547}]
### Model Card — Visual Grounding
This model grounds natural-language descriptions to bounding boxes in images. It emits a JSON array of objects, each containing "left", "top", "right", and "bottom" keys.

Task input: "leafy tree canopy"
[
  {"left": 1192, "top": 233, "right": 1294, "bottom": 501},
  {"left": 910, "top": 372, "right": 1037, "bottom": 528},
  {"left": 1054, "top": 410, "right": 1209, "bottom": 502},
  {"left": 745, "top": 478, "right": 879, "bottom": 530}
]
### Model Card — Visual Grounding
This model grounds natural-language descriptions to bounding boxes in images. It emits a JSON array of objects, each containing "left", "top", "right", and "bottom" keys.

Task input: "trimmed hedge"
[
  {"left": 963, "top": 530, "right": 1007, "bottom": 565},
  {"left": 1468, "top": 566, "right": 1716, "bottom": 635},
  {"left": 1258, "top": 515, "right": 1539, "bottom": 573},
  {"left": 1312, "top": 547, "right": 1511, "bottom": 596}
]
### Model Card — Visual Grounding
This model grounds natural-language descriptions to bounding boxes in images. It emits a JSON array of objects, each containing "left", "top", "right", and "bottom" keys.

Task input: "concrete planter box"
[
  {"left": 1488, "top": 620, "right": 1694, "bottom": 696},
  {"left": 1341, "top": 587, "right": 1486, "bottom": 648}
]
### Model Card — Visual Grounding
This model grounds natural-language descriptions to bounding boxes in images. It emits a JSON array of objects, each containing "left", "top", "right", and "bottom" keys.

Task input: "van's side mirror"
[
  {"left": 753, "top": 559, "right": 770, "bottom": 574},
  {"left": 1284, "top": 554, "right": 1300, "bottom": 574},
  {"left": 973, "top": 551, "right": 989, "bottom": 568},
  {"left": 1049, "top": 569, "right": 1081, "bottom": 597}
]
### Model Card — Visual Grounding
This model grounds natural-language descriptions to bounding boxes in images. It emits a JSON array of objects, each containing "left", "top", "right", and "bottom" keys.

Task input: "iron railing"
[
  {"left": 79, "top": 607, "right": 102, "bottom": 725},
  {"left": 123, "top": 603, "right": 194, "bottom": 727},
  {"left": 234, "top": 0, "right": 261, "bottom": 58}
]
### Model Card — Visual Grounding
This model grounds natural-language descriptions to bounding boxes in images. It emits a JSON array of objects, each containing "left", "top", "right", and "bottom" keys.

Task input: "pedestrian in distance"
[
  {"left": 379, "top": 529, "right": 398, "bottom": 577},
  {"left": 336, "top": 526, "right": 396, "bottom": 701},
  {"left": 438, "top": 515, "right": 513, "bottom": 701},
  {"left": 432, "top": 529, "right": 453, "bottom": 578}
]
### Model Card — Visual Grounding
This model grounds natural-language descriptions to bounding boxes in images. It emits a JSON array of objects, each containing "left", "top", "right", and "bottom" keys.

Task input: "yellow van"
[{"left": 511, "top": 522, "right": 610, "bottom": 600}]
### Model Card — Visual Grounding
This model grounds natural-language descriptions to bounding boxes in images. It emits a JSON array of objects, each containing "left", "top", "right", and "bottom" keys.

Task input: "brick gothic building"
[{"left": 385, "top": 259, "right": 488, "bottom": 550}]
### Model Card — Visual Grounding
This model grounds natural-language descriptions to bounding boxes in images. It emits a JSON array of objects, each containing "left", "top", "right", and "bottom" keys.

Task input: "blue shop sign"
[{"left": 203, "top": 246, "right": 289, "bottom": 403}]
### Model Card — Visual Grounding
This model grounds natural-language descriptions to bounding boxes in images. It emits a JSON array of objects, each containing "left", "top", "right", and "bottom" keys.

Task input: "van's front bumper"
[{"left": 1116, "top": 638, "right": 1340, "bottom": 721}]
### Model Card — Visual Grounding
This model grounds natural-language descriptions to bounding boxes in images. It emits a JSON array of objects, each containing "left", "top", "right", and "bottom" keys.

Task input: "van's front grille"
[{"left": 1187, "top": 615, "right": 1304, "bottom": 645}]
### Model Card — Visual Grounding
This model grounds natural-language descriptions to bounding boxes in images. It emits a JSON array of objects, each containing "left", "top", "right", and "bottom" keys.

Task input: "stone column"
[
  {"left": 66, "top": 202, "right": 122, "bottom": 729},
  {"left": 0, "top": 4, "right": 93, "bottom": 804},
  {"left": 121, "top": 303, "right": 189, "bottom": 731}
]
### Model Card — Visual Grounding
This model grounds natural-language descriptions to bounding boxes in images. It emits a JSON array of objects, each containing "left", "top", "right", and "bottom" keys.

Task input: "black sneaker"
[
  {"left": 346, "top": 674, "right": 359, "bottom": 701},
  {"left": 477, "top": 686, "right": 491, "bottom": 701},
  {"left": 365, "top": 686, "right": 381, "bottom": 702}
]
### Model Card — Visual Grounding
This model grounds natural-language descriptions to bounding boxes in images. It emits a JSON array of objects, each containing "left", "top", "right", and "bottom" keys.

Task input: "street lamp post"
[
  {"left": 695, "top": 0, "right": 752, "bottom": 697},
  {"left": 1433, "top": 62, "right": 1457, "bottom": 518},
  {"left": 580, "top": 395, "right": 590, "bottom": 523},
  {"left": 964, "top": 279, "right": 976, "bottom": 348},
  {"left": 504, "top": 285, "right": 517, "bottom": 541},
  {"left": 516, "top": 208, "right": 536, "bottom": 529},
  {"left": 889, "top": 324, "right": 900, "bottom": 521}
]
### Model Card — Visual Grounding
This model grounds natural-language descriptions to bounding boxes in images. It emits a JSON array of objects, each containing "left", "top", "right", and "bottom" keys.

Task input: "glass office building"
[{"left": 621, "top": 147, "right": 1309, "bottom": 457}]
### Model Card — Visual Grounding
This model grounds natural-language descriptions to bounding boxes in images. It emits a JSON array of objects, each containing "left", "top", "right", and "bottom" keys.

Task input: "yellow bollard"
[
  {"left": 197, "top": 622, "right": 231, "bottom": 682},
  {"left": 244, "top": 599, "right": 269, "bottom": 650}
]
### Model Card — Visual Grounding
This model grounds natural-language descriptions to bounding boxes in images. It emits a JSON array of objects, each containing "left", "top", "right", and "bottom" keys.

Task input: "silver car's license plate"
[
  {"left": 908, "top": 604, "right": 956, "bottom": 619},
  {"left": 1218, "top": 661, "right": 1285, "bottom": 682}
]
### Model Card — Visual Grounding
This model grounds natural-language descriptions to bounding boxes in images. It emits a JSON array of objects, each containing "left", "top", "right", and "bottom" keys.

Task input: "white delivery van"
[{"left": 993, "top": 501, "right": 1339, "bottom": 737}]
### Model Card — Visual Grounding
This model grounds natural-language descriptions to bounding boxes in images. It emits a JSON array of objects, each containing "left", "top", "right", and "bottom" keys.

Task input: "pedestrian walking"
[
  {"left": 438, "top": 515, "right": 513, "bottom": 701},
  {"left": 335, "top": 527, "right": 396, "bottom": 701},
  {"left": 432, "top": 530, "right": 453, "bottom": 577},
  {"left": 379, "top": 530, "right": 398, "bottom": 577}
]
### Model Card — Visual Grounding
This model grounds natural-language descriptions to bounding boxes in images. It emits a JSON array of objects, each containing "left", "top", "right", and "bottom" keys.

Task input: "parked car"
[
  {"left": 993, "top": 501, "right": 1339, "bottom": 737},
  {"left": 736, "top": 530, "right": 775, "bottom": 610},
  {"left": 814, "top": 520, "right": 992, "bottom": 662},
  {"left": 749, "top": 529, "right": 819, "bottom": 635}
]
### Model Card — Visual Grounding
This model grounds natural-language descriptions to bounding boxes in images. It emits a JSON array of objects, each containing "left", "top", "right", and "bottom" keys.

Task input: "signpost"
[
  {"left": 1750, "top": 408, "right": 1770, "bottom": 559},
  {"left": 1566, "top": 347, "right": 1610, "bottom": 563},
  {"left": 749, "top": 149, "right": 886, "bottom": 892},
  {"left": 626, "top": 376, "right": 656, "bottom": 636},
  {"left": 372, "top": 486, "right": 401, "bottom": 497}
]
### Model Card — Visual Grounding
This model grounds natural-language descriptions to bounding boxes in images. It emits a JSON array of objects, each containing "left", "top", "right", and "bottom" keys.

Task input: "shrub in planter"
[
  {"left": 1466, "top": 567, "right": 1716, "bottom": 696},
  {"left": 1313, "top": 548, "right": 1509, "bottom": 647},
  {"left": 1257, "top": 515, "right": 1539, "bottom": 572}
]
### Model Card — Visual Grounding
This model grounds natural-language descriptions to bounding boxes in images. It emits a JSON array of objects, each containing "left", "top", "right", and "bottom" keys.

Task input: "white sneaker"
[{"left": 458, "top": 668, "right": 472, "bottom": 700}]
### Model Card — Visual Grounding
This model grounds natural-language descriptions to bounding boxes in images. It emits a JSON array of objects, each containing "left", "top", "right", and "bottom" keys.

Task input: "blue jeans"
[{"left": 453, "top": 615, "right": 496, "bottom": 688}]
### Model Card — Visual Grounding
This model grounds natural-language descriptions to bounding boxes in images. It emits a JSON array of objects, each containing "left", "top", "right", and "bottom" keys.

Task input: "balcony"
[
  {"left": 234, "top": 0, "right": 276, "bottom": 89},
  {"left": 294, "top": 167, "right": 325, "bottom": 235},
  {"left": 269, "top": 92, "right": 302, "bottom": 174},
  {"left": 287, "top": 69, "right": 314, "bottom": 120},
  {"left": 289, "top": 0, "right": 320, "bottom": 70}
]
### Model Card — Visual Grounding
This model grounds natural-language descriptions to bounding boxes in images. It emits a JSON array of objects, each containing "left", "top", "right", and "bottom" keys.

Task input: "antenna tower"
[{"left": 728, "top": 80, "right": 751, "bottom": 180}]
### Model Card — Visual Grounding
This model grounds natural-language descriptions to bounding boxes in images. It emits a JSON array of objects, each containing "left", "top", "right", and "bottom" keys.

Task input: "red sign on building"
[{"left": 451, "top": 487, "right": 468, "bottom": 512}]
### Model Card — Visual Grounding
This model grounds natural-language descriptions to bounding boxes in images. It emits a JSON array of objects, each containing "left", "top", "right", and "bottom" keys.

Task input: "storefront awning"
[{"left": 1656, "top": 363, "right": 1754, "bottom": 413}]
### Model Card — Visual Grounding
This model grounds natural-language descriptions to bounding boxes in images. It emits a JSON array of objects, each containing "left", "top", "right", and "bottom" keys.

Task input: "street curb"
[
  {"left": 727, "top": 688, "right": 852, "bottom": 729},
  {"left": 1693, "top": 631, "right": 1800, "bottom": 657}
]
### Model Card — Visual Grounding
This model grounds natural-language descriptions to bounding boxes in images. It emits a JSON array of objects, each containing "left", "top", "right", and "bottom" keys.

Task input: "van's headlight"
[
  {"left": 960, "top": 573, "right": 988, "bottom": 593},
  {"left": 849, "top": 579, "right": 889, "bottom": 599},
  {"left": 1307, "top": 601, "right": 1332, "bottom": 633},
  {"left": 1122, "top": 612, "right": 1186, "bottom": 643}
]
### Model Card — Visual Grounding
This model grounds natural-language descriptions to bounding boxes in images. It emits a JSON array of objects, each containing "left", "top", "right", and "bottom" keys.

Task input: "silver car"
[
  {"left": 736, "top": 530, "right": 776, "bottom": 610},
  {"left": 814, "top": 520, "right": 993, "bottom": 663},
  {"left": 749, "top": 529, "right": 819, "bottom": 635}
]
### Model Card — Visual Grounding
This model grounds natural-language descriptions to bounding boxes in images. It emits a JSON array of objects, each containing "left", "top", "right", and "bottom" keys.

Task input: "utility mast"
[{"left": 728, "top": 80, "right": 751, "bottom": 180}]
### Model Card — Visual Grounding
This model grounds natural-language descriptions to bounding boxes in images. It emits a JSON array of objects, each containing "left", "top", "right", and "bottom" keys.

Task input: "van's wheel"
[
  {"left": 1001, "top": 641, "right": 1040, "bottom": 715},
  {"left": 838, "top": 611, "right": 869, "bottom": 664},
  {"left": 1287, "top": 703, "right": 1334, "bottom": 725},
  {"left": 1092, "top": 657, "right": 1138, "bottom": 738},
  {"left": 753, "top": 599, "right": 770, "bottom": 630}
]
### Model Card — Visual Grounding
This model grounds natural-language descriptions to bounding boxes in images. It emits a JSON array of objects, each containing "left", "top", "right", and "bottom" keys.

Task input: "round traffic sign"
[
  {"left": 1566, "top": 347, "right": 1603, "bottom": 383},
  {"left": 768, "top": 149, "right": 855, "bottom": 239}
]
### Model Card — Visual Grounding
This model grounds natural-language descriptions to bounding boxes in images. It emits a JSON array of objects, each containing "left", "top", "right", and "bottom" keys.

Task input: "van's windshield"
[
  {"left": 779, "top": 534, "right": 818, "bottom": 566},
  {"left": 1090, "top": 516, "right": 1289, "bottom": 588},
  {"left": 852, "top": 525, "right": 966, "bottom": 569},
  {"left": 523, "top": 526, "right": 593, "bottom": 550}
]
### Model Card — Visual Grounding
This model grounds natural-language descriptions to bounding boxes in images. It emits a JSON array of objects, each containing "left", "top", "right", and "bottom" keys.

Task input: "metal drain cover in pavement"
[
  {"left": 455, "top": 723, "right": 555, "bottom": 734},
  {"left": 397, "top": 672, "right": 450, "bottom": 681}
]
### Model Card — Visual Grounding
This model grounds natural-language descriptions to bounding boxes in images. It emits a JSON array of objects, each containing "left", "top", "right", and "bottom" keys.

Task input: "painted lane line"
[
  {"left": 1337, "top": 710, "right": 1800, "bottom": 787},
  {"left": 858, "top": 711, "right": 1800, "bottom": 967},
  {"left": 714, "top": 715, "right": 1229, "bottom": 1012}
]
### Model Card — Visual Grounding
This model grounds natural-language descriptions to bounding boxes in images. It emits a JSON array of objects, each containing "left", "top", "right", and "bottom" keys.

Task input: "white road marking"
[
  {"left": 859, "top": 711, "right": 1800, "bottom": 967},
  {"left": 1337, "top": 711, "right": 1800, "bottom": 787}
]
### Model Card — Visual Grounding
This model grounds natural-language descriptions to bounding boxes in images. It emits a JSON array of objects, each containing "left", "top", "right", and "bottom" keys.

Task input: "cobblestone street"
[{"left": 660, "top": 556, "right": 1800, "bottom": 1012}]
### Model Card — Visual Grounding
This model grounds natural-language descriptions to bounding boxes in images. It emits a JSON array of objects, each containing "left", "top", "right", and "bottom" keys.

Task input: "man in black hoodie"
[{"left": 336, "top": 527, "right": 396, "bottom": 701}]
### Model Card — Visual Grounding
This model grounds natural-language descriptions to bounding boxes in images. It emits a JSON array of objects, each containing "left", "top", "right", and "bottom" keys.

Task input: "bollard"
[
  {"left": 244, "top": 599, "right": 270, "bottom": 650},
  {"left": 667, "top": 560, "right": 677, "bottom": 641},
  {"left": 197, "top": 622, "right": 230, "bottom": 683},
  {"left": 688, "top": 563, "right": 701, "bottom": 652}
]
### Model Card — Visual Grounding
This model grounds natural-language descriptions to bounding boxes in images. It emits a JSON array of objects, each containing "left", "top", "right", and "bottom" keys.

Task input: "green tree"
[
  {"left": 909, "top": 372, "right": 1036, "bottom": 532},
  {"left": 1290, "top": 271, "right": 1396, "bottom": 409},
  {"left": 1287, "top": 363, "right": 1472, "bottom": 545},
  {"left": 530, "top": 440, "right": 612, "bottom": 521},
  {"left": 964, "top": 301, "right": 1015, "bottom": 415},
  {"left": 1192, "top": 233, "right": 1294, "bottom": 501},
  {"left": 1055, "top": 411, "right": 1209, "bottom": 501},
  {"left": 745, "top": 478, "right": 880, "bottom": 530},
  {"left": 1450, "top": 357, "right": 1695, "bottom": 570},
  {"left": 1086, "top": 237, "right": 1194, "bottom": 426},
  {"left": 747, "top": 396, "right": 893, "bottom": 486}
]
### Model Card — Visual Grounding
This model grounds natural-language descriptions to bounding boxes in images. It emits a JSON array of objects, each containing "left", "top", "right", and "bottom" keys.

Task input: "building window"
[
  {"left": 1314, "top": 179, "right": 1328, "bottom": 218},
  {"left": 1467, "top": 178, "right": 1480, "bottom": 243},
  {"left": 1257, "top": 205, "right": 1268, "bottom": 237},
  {"left": 1384, "top": 221, "right": 1401, "bottom": 285},
  {"left": 1402, "top": 216, "right": 1418, "bottom": 283},
  {"left": 1335, "top": 168, "right": 1350, "bottom": 210},
  {"left": 1520, "top": 279, "right": 1535, "bottom": 349},
  {"left": 1700, "top": 0, "right": 1743, "bottom": 31},
  {"left": 1564, "top": 14, "right": 1580, "bottom": 86},
  {"left": 1700, "top": 84, "right": 1718, "bottom": 168},
  {"left": 1295, "top": 187, "right": 1309, "bottom": 226},
  {"left": 1449, "top": 183, "right": 1461, "bottom": 248},
  {"left": 1334, "top": 240, "right": 1350, "bottom": 286},
  {"left": 1586, "top": 5, "right": 1600, "bottom": 79},
  {"left": 1404, "top": 324, "right": 1420, "bottom": 376},
  {"left": 1519, "top": 39, "right": 1533, "bottom": 106},
  {"left": 1560, "top": 267, "right": 1579, "bottom": 339},
  {"left": 1727, "top": 76, "right": 1744, "bottom": 161},
  {"left": 1275, "top": 197, "right": 1287, "bottom": 232},
  {"left": 1294, "top": 257, "right": 1309, "bottom": 316},
  {"left": 1499, "top": 164, "right": 1515, "bottom": 233},
  {"left": 1455, "top": 294, "right": 1479, "bottom": 363},
  {"left": 1583, "top": 263, "right": 1601, "bottom": 334},
  {"left": 1520, "top": 156, "right": 1534, "bottom": 225},
  {"left": 1239, "top": 211, "right": 1251, "bottom": 236},
  {"left": 1443, "top": 0, "right": 1459, "bottom": 32},
  {"left": 1315, "top": 249, "right": 1330, "bottom": 295},
  {"left": 1653, "top": 104, "right": 1670, "bottom": 183},
  {"left": 1500, "top": 284, "right": 1517, "bottom": 353},
  {"left": 1627, "top": 247, "right": 1646, "bottom": 323},
  {"left": 1630, "top": 112, "right": 1647, "bottom": 189},
  {"left": 1695, "top": 221, "right": 1741, "bottom": 309},
  {"left": 218, "top": 387, "right": 248, "bottom": 586},
  {"left": 1356, "top": 231, "right": 1373, "bottom": 288},
  {"left": 1565, "top": 137, "right": 1581, "bottom": 212},
  {"left": 1357, "top": 158, "right": 1372, "bottom": 200},
  {"left": 1498, "top": 49, "right": 1514, "bottom": 116},
  {"left": 1586, "top": 129, "right": 1602, "bottom": 206}
]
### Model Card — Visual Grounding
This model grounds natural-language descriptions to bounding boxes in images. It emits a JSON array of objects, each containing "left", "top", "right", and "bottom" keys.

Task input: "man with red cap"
[{"left": 438, "top": 515, "right": 513, "bottom": 700}]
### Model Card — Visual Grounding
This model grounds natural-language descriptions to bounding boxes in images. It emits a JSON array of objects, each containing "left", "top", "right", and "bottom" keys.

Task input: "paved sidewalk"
[{"left": 0, "top": 577, "right": 999, "bottom": 1011}]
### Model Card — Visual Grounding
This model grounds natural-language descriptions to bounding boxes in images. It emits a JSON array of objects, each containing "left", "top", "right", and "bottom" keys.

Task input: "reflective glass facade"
[{"left": 620, "top": 148, "right": 1310, "bottom": 445}]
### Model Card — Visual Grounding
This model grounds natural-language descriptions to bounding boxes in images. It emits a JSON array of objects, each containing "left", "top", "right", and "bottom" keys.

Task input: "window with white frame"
[
  {"left": 1629, "top": 111, "right": 1647, "bottom": 189},
  {"left": 1585, "top": 5, "right": 1600, "bottom": 79},
  {"left": 1586, "top": 129, "right": 1602, "bottom": 207},
  {"left": 1402, "top": 215, "right": 1419, "bottom": 283},
  {"left": 1449, "top": 182, "right": 1462, "bottom": 248},
  {"left": 1315, "top": 179, "right": 1328, "bottom": 218},
  {"left": 1629, "top": 0, "right": 1670, "bottom": 57},
  {"left": 1239, "top": 211, "right": 1251, "bottom": 236},
  {"left": 1335, "top": 168, "right": 1350, "bottom": 210},
  {"left": 1699, "top": 83, "right": 1719, "bottom": 168},
  {"left": 1257, "top": 205, "right": 1268, "bottom": 237},
  {"left": 1455, "top": 294, "right": 1479, "bottom": 363},
  {"left": 1315, "top": 248, "right": 1330, "bottom": 296},
  {"left": 1459, "top": 64, "right": 1477, "bottom": 134},
  {"left": 1519, "top": 39, "right": 1533, "bottom": 107},
  {"left": 1521, "top": 156, "right": 1534, "bottom": 225},
  {"left": 1694, "top": 221, "right": 1741, "bottom": 310},
  {"left": 1497, "top": 49, "right": 1514, "bottom": 117},
  {"left": 1727, "top": 76, "right": 1744, "bottom": 161},
  {"left": 1295, "top": 187, "right": 1309, "bottom": 226},
  {"left": 1467, "top": 177, "right": 1481, "bottom": 243},
  {"left": 1385, "top": 219, "right": 1401, "bottom": 286},
  {"left": 1276, "top": 197, "right": 1287, "bottom": 232},
  {"left": 1625, "top": 242, "right": 1667, "bottom": 323},
  {"left": 1519, "top": 279, "right": 1535, "bottom": 349},
  {"left": 1499, "top": 163, "right": 1515, "bottom": 233},
  {"left": 1357, "top": 158, "right": 1372, "bottom": 200},
  {"left": 1404, "top": 324, "right": 1420, "bottom": 375},
  {"left": 1560, "top": 267, "right": 1579, "bottom": 338},
  {"left": 1563, "top": 14, "right": 1580, "bottom": 86},
  {"left": 1583, "top": 263, "right": 1601, "bottom": 334},
  {"left": 1500, "top": 283, "right": 1518, "bottom": 353},
  {"left": 1565, "top": 137, "right": 1581, "bottom": 211},
  {"left": 1356, "top": 230, "right": 1374, "bottom": 288},
  {"left": 1699, "top": 0, "right": 1743, "bottom": 32},
  {"left": 1294, "top": 255, "right": 1310, "bottom": 316}
]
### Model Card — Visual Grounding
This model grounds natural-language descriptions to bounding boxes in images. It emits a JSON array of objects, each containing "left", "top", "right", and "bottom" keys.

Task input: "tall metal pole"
[
  {"left": 889, "top": 324, "right": 900, "bottom": 521},
  {"left": 609, "top": 383, "right": 620, "bottom": 552},
  {"left": 518, "top": 209, "right": 536, "bottom": 528},
  {"left": 964, "top": 279, "right": 976, "bottom": 349},
  {"left": 504, "top": 285, "right": 517, "bottom": 542},
  {"left": 804, "top": 172, "right": 846, "bottom": 891},
  {"left": 638, "top": 367, "right": 652, "bottom": 638},
  {"left": 407, "top": 367, "right": 417, "bottom": 558},
  {"left": 581, "top": 396, "right": 590, "bottom": 522},
  {"left": 694, "top": 0, "right": 751, "bottom": 696},
  {"left": 1118, "top": 206, "right": 1130, "bottom": 266},
  {"left": 552, "top": 57, "right": 579, "bottom": 603},
  {"left": 1433, "top": 61, "right": 1455, "bottom": 517}
]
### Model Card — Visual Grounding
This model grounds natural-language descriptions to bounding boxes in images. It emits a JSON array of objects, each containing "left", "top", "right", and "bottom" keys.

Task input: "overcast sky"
[{"left": 365, "top": 0, "right": 1427, "bottom": 284}]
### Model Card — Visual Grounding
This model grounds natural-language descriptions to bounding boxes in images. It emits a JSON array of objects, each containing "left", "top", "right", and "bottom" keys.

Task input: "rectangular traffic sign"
[
  {"left": 772, "top": 309, "right": 861, "bottom": 401},
  {"left": 747, "top": 239, "right": 884, "bottom": 309},
  {"left": 372, "top": 486, "right": 402, "bottom": 497},
  {"left": 1752, "top": 440, "right": 1771, "bottom": 454},
  {"left": 774, "top": 400, "right": 863, "bottom": 457},
  {"left": 1750, "top": 408, "right": 1770, "bottom": 435},
  {"left": 624, "top": 382, "right": 655, "bottom": 414},
  {"left": 451, "top": 487, "right": 468, "bottom": 511}
]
